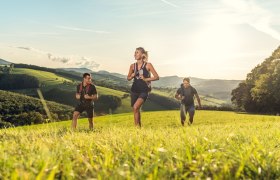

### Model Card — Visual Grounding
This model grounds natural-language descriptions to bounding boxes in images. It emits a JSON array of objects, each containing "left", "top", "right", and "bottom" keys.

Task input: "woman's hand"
[
  {"left": 140, "top": 75, "right": 149, "bottom": 82},
  {"left": 130, "top": 73, "right": 135, "bottom": 79}
]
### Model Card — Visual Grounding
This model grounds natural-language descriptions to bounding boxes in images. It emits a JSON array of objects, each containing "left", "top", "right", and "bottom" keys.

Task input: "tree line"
[
  {"left": 231, "top": 46, "right": 280, "bottom": 114},
  {"left": 0, "top": 74, "right": 39, "bottom": 90}
]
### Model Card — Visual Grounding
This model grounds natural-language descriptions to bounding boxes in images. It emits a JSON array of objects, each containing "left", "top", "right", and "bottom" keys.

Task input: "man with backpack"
[
  {"left": 175, "top": 77, "right": 201, "bottom": 126},
  {"left": 72, "top": 73, "right": 98, "bottom": 130}
]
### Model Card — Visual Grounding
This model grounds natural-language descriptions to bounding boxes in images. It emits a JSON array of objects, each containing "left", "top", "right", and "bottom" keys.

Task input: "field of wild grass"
[{"left": 0, "top": 110, "right": 280, "bottom": 179}]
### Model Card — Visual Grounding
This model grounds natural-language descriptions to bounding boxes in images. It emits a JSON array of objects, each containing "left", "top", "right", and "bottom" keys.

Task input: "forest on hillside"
[{"left": 0, "top": 90, "right": 73, "bottom": 128}]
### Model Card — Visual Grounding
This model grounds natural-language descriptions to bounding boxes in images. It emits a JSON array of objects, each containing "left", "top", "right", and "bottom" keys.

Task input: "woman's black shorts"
[{"left": 131, "top": 92, "right": 149, "bottom": 107}]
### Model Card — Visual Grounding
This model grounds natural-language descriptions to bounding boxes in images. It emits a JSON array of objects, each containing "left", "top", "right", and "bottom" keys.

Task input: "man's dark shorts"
[
  {"left": 183, "top": 104, "right": 195, "bottom": 113},
  {"left": 74, "top": 103, "right": 94, "bottom": 118},
  {"left": 131, "top": 92, "right": 149, "bottom": 107},
  {"left": 180, "top": 104, "right": 195, "bottom": 121}
]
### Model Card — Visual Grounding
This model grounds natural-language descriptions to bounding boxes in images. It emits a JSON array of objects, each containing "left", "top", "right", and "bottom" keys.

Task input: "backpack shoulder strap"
[
  {"left": 141, "top": 62, "right": 146, "bottom": 69},
  {"left": 79, "top": 82, "right": 83, "bottom": 93},
  {"left": 134, "top": 63, "right": 137, "bottom": 73},
  {"left": 180, "top": 84, "right": 185, "bottom": 96},
  {"left": 86, "top": 83, "right": 92, "bottom": 94}
]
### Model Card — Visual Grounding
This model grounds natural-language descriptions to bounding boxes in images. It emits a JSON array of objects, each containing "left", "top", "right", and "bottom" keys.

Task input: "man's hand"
[
  {"left": 84, "top": 94, "right": 91, "bottom": 99},
  {"left": 181, "top": 96, "right": 185, "bottom": 101},
  {"left": 175, "top": 93, "right": 184, "bottom": 101},
  {"left": 76, "top": 94, "right": 81, "bottom": 100}
]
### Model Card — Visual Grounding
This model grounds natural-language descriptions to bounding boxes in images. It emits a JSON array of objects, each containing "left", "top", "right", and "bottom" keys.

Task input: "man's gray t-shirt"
[{"left": 177, "top": 85, "right": 197, "bottom": 106}]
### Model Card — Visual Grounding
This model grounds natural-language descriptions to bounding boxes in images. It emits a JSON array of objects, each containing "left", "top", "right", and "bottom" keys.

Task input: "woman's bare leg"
[{"left": 133, "top": 98, "right": 145, "bottom": 127}]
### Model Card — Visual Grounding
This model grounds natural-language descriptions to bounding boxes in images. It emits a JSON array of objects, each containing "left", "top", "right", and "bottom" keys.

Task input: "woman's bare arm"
[
  {"left": 127, "top": 64, "right": 135, "bottom": 81},
  {"left": 143, "top": 63, "right": 159, "bottom": 81}
]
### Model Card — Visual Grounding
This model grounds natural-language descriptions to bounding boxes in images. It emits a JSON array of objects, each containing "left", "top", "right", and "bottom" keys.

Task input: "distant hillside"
[
  {"left": 152, "top": 76, "right": 241, "bottom": 102},
  {"left": 58, "top": 68, "right": 94, "bottom": 74},
  {"left": 97, "top": 70, "right": 126, "bottom": 79},
  {"left": 93, "top": 71, "right": 240, "bottom": 102},
  {"left": 152, "top": 75, "right": 240, "bottom": 89},
  {"left": 0, "top": 58, "right": 12, "bottom": 65},
  {"left": 60, "top": 68, "right": 127, "bottom": 79},
  {"left": 92, "top": 71, "right": 240, "bottom": 102},
  {"left": 58, "top": 68, "right": 127, "bottom": 81}
]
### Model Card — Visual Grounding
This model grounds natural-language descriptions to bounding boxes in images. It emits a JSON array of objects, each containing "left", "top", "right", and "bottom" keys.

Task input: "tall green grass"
[{"left": 1, "top": 111, "right": 279, "bottom": 179}]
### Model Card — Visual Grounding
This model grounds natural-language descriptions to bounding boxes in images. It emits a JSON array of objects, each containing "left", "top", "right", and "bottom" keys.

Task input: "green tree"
[{"left": 231, "top": 46, "right": 280, "bottom": 114}]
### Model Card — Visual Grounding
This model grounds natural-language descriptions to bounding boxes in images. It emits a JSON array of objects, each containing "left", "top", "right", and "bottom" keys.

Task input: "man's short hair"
[
  {"left": 183, "top": 77, "right": 190, "bottom": 83},
  {"left": 83, "top": 73, "right": 91, "bottom": 78}
]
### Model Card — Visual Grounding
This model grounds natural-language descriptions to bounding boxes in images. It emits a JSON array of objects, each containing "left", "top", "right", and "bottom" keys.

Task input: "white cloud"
[
  {"left": 14, "top": 46, "right": 100, "bottom": 70},
  {"left": 160, "top": 0, "right": 179, "bottom": 8},
  {"left": 56, "top": 25, "right": 111, "bottom": 34},
  {"left": 221, "top": 0, "right": 280, "bottom": 40}
]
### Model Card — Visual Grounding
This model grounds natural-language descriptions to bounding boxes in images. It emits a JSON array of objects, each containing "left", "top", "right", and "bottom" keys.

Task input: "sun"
[{"left": 190, "top": 24, "right": 240, "bottom": 65}]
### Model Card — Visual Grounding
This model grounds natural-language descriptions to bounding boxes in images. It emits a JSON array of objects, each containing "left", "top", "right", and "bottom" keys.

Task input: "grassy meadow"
[{"left": 0, "top": 110, "right": 280, "bottom": 179}]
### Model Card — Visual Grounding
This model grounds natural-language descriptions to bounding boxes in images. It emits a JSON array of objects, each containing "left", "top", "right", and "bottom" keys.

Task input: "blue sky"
[{"left": 0, "top": 0, "right": 280, "bottom": 79}]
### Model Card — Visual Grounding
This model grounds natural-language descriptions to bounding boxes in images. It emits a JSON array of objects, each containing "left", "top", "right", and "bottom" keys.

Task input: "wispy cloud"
[
  {"left": 14, "top": 46, "right": 100, "bottom": 70},
  {"left": 221, "top": 0, "right": 280, "bottom": 41},
  {"left": 160, "top": 0, "right": 179, "bottom": 8},
  {"left": 75, "top": 57, "right": 100, "bottom": 69},
  {"left": 17, "top": 47, "right": 33, "bottom": 51},
  {"left": 56, "top": 25, "right": 111, "bottom": 34},
  {"left": 29, "top": 32, "right": 60, "bottom": 36}
]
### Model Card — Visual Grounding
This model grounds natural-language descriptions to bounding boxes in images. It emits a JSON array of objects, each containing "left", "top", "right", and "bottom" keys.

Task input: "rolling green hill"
[
  {"left": 13, "top": 68, "right": 71, "bottom": 87},
  {"left": 10, "top": 68, "right": 168, "bottom": 113},
  {"left": 0, "top": 110, "right": 279, "bottom": 179},
  {"left": 10, "top": 68, "right": 133, "bottom": 113}
]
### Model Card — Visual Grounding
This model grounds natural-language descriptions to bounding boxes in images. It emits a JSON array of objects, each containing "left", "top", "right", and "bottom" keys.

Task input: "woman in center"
[{"left": 127, "top": 47, "right": 159, "bottom": 127}]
